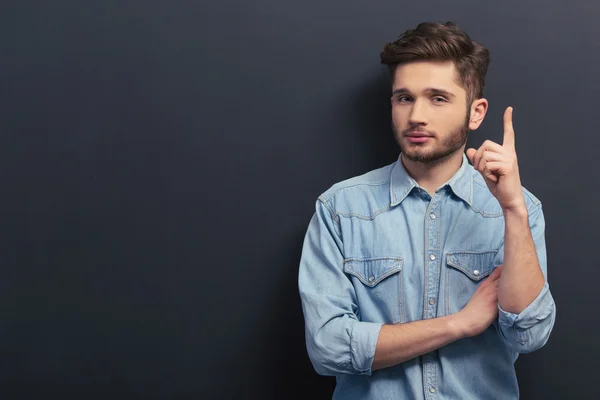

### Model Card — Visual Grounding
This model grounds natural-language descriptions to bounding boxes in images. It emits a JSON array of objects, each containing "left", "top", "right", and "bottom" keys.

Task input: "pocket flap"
[
  {"left": 446, "top": 251, "right": 498, "bottom": 281},
  {"left": 343, "top": 257, "right": 403, "bottom": 287}
]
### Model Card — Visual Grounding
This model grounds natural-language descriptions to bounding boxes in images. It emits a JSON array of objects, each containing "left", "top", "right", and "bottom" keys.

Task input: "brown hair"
[{"left": 380, "top": 21, "right": 490, "bottom": 104}]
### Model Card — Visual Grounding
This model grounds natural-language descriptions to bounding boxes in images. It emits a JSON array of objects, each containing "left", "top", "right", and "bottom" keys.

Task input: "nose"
[{"left": 408, "top": 99, "right": 428, "bottom": 126}]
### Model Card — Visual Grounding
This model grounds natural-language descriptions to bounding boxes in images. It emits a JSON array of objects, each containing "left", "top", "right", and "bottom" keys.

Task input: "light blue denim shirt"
[{"left": 298, "top": 153, "right": 556, "bottom": 400}]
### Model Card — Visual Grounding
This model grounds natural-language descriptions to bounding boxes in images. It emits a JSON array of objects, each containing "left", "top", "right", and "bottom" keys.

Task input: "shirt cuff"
[
  {"left": 498, "top": 282, "right": 551, "bottom": 329},
  {"left": 350, "top": 321, "right": 384, "bottom": 375}
]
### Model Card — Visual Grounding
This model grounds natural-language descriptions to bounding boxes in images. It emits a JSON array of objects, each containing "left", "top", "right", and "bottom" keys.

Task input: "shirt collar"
[{"left": 389, "top": 153, "right": 473, "bottom": 207}]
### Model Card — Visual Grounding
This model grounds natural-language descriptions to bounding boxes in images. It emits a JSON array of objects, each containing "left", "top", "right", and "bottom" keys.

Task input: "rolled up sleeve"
[
  {"left": 298, "top": 198, "right": 382, "bottom": 376},
  {"left": 496, "top": 203, "right": 556, "bottom": 353}
]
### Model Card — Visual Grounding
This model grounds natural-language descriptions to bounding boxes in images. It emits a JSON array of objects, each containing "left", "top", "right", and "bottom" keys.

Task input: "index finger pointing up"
[{"left": 503, "top": 106, "right": 515, "bottom": 150}]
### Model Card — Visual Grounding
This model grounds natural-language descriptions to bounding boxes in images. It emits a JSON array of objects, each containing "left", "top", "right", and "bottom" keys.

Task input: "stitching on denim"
[
  {"left": 344, "top": 257, "right": 405, "bottom": 324},
  {"left": 522, "top": 187, "right": 542, "bottom": 206},
  {"left": 343, "top": 264, "right": 402, "bottom": 286},
  {"left": 320, "top": 180, "right": 391, "bottom": 203},
  {"left": 434, "top": 354, "right": 439, "bottom": 397},
  {"left": 449, "top": 179, "right": 472, "bottom": 207},
  {"left": 446, "top": 251, "right": 498, "bottom": 280},
  {"left": 445, "top": 267, "right": 450, "bottom": 316},
  {"left": 470, "top": 208, "right": 504, "bottom": 218},
  {"left": 344, "top": 256, "right": 404, "bottom": 263},
  {"left": 336, "top": 205, "right": 391, "bottom": 221},
  {"left": 399, "top": 265, "right": 405, "bottom": 323},
  {"left": 515, "top": 327, "right": 529, "bottom": 345},
  {"left": 398, "top": 186, "right": 414, "bottom": 204},
  {"left": 423, "top": 200, "right": 432, "bottom": 321},
  {"left": 435, "top": 201, "right": 441, "bottom": 309},
  {"left": 446, "top": 260, "right": 492, "bottom": 281},
  {"left": 447, "top": 250, "right": 499, "bottom": 256},
  {"left": 318, "top": 197, "right": 340, "bottom": 223},
  {"left": 464, "top": 181, "right": 504, "bottom": 217},
  {"left": 468, "top": 174, "right": 473, "bottom": 205},
  {"left": 473, "top": 177, "right": 487, "bottom": 188}
]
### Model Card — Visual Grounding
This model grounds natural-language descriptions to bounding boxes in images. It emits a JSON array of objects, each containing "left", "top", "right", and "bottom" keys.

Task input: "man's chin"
[
  {"left": 401, "top": 148, "right": 435, "bottom": 163},
  {"left": 403, "top": 153, "right": 434, "bottom": 164},
  {"left": 401, "top": 148, "right": 459, "bottom": 164}
]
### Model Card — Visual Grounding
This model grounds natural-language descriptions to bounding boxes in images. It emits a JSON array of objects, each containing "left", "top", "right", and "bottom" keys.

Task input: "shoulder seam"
[
  {"left": 320, "top": 179, "right": 390, "bottom": 203},
  {"left": 318, "top": 163, "right": 395, "bottom": 202},
  {"left": 522, "top": 187, "right": 542, "bottom": 207},
  {"left": 317, "top": 196, "right": 340, "bottom": 223}
]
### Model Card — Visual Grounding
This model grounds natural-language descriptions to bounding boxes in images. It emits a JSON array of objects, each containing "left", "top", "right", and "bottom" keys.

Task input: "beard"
[{"left": 395, "top": 114, "right": 470, "bottom": 165}]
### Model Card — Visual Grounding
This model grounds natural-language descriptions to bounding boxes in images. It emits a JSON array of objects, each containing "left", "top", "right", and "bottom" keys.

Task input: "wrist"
[
  {"left": 447, "top": 312, "right": 469, "bottom": 340},
  {"left": 502, "top": 203, "right": 528, "bottom": 221},
  {"left": 501, "top": 194, "right": 527, "bottom": 216}
]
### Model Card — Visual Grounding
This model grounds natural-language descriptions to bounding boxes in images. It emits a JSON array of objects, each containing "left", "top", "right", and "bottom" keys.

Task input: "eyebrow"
[{"left": 392, "top": 87, "right": 456, "bottom": 98}]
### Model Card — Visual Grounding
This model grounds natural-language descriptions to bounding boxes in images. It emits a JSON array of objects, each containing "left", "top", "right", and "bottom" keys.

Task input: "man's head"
[{"left": 380, "top": 22, "right": 490, "bottom": 164}]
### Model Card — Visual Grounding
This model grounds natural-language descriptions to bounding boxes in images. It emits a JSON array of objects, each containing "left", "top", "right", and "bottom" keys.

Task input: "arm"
[
  {"left": 467, "top": 107, "right": 556, "bottom": 353},
  {"left": 299, "top": 199, "right": 382, "bottom": 375},
  {"left": 495, "top": 202, "right": 556, "bottom": 353},
  {"left": 299, "top": 198, "right": 498, "bottom": 375},
  {"left": 498, "top": 203, "right": 544, "bottom": 313},
  {"left": 374, "top": 263, "right": 503, "bottom": 370},
  {"left": 372, "top": 316, "right": 461, "bottom": 370}
]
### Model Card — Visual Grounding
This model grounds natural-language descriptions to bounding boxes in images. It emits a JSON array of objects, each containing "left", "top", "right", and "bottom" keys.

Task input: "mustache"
[{"left": 402, "top": 128, "right": 436, "bottom": 136}]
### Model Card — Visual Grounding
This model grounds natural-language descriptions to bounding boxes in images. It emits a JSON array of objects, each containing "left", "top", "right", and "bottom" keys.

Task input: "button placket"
[{"left": 424, "top": 196, "right": 441, "bottom": 399}]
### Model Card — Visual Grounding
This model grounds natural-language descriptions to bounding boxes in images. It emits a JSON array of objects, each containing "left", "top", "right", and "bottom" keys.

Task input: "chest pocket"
[
  {"left": 343, "top": 257, "right": 405, "bottom": 324},
  {"left": 444, "top": 250, "right": 499, "bottom": 316}
]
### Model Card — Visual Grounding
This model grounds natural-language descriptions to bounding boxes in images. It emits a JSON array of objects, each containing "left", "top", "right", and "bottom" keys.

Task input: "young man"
[{"left": 298, "top": 21, "right": 556, "bottom": 399}]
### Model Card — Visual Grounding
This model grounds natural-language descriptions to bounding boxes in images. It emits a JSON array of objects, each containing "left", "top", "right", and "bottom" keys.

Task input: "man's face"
[{"left": 391, "top": 61, "right": 471, "bottom": 164}]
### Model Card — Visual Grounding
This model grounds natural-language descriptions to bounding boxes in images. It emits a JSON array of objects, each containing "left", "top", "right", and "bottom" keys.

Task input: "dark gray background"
[{"left": 0, "top": 0, "right": 595, "bottom": 399}]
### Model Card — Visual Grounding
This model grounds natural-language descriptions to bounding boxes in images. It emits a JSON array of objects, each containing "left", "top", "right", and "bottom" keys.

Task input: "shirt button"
[
  {"left": 429, "top": 386, "right": 436, "bottom": 393},
  {"left": 430, "top": 213, "right": 436, "bottom": 220},
  {"left": 429, "top": 254, "right": 436, "bottom": 261},
  {"left": 368, "top": 276, "right": 375, "bottom": 282},
  {"left": 473, "top": 270, "right": 480, "bottom": 276},
  {"left": 429, "top": 298, "right": 436, "bottom": 305}
]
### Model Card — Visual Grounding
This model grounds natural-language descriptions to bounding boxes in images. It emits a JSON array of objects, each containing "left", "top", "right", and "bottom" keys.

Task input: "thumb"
[
  {"left": 488, "top": 265, "right": 503, "bottom": 281},
  {"left": 466, "top": 148, "right": 476, "bottom": 164}
]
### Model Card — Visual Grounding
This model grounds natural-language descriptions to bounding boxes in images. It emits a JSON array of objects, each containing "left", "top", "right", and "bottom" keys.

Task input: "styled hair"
[{"left": 380, "top": 21, "right": 490, "bottom": 104}]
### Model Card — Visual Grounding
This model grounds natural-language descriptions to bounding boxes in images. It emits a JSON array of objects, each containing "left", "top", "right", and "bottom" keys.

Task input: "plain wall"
[{"left": 0, "top": 1, "right": 597, "bottom": 398}]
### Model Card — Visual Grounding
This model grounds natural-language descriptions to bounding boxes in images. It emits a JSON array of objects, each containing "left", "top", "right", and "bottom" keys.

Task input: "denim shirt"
[{"left": 298, "top": 153, "right": 556, "bottom": 400}]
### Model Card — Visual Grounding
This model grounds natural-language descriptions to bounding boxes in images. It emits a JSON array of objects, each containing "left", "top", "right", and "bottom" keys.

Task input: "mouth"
[{"left": 405, "top": 132, "right": 433, "bottom": 143}]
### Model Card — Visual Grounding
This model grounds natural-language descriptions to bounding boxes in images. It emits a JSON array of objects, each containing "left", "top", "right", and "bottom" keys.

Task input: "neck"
[{"left": 401, "top": 149, "right": 465, "bottom": 196}]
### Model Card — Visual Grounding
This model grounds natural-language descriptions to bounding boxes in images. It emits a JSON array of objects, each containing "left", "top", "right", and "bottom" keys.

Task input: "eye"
[
  {"left": 395, "top": 95, "right": 413, "bottom": 103},
  {"left": 432, "top": 96, "right": 448, "bottom": 103}
]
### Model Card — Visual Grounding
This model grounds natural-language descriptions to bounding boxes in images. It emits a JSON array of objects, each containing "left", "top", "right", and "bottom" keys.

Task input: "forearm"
[
  {"left": 372, "top": 314, "right": 464, "bottom": 371},
  {"left": 498, "top": 205, "right": 545, "bottom": 314}
]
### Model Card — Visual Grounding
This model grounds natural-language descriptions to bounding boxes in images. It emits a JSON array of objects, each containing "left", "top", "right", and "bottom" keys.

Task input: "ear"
[{"left": 468, "top": 98, "right": 488, "bottom": 131}]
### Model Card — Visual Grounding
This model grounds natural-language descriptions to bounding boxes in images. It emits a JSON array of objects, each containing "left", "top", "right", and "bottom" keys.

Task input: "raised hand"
[{"left": 466, "top": 107, "right": 526, "bottom": 211}]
